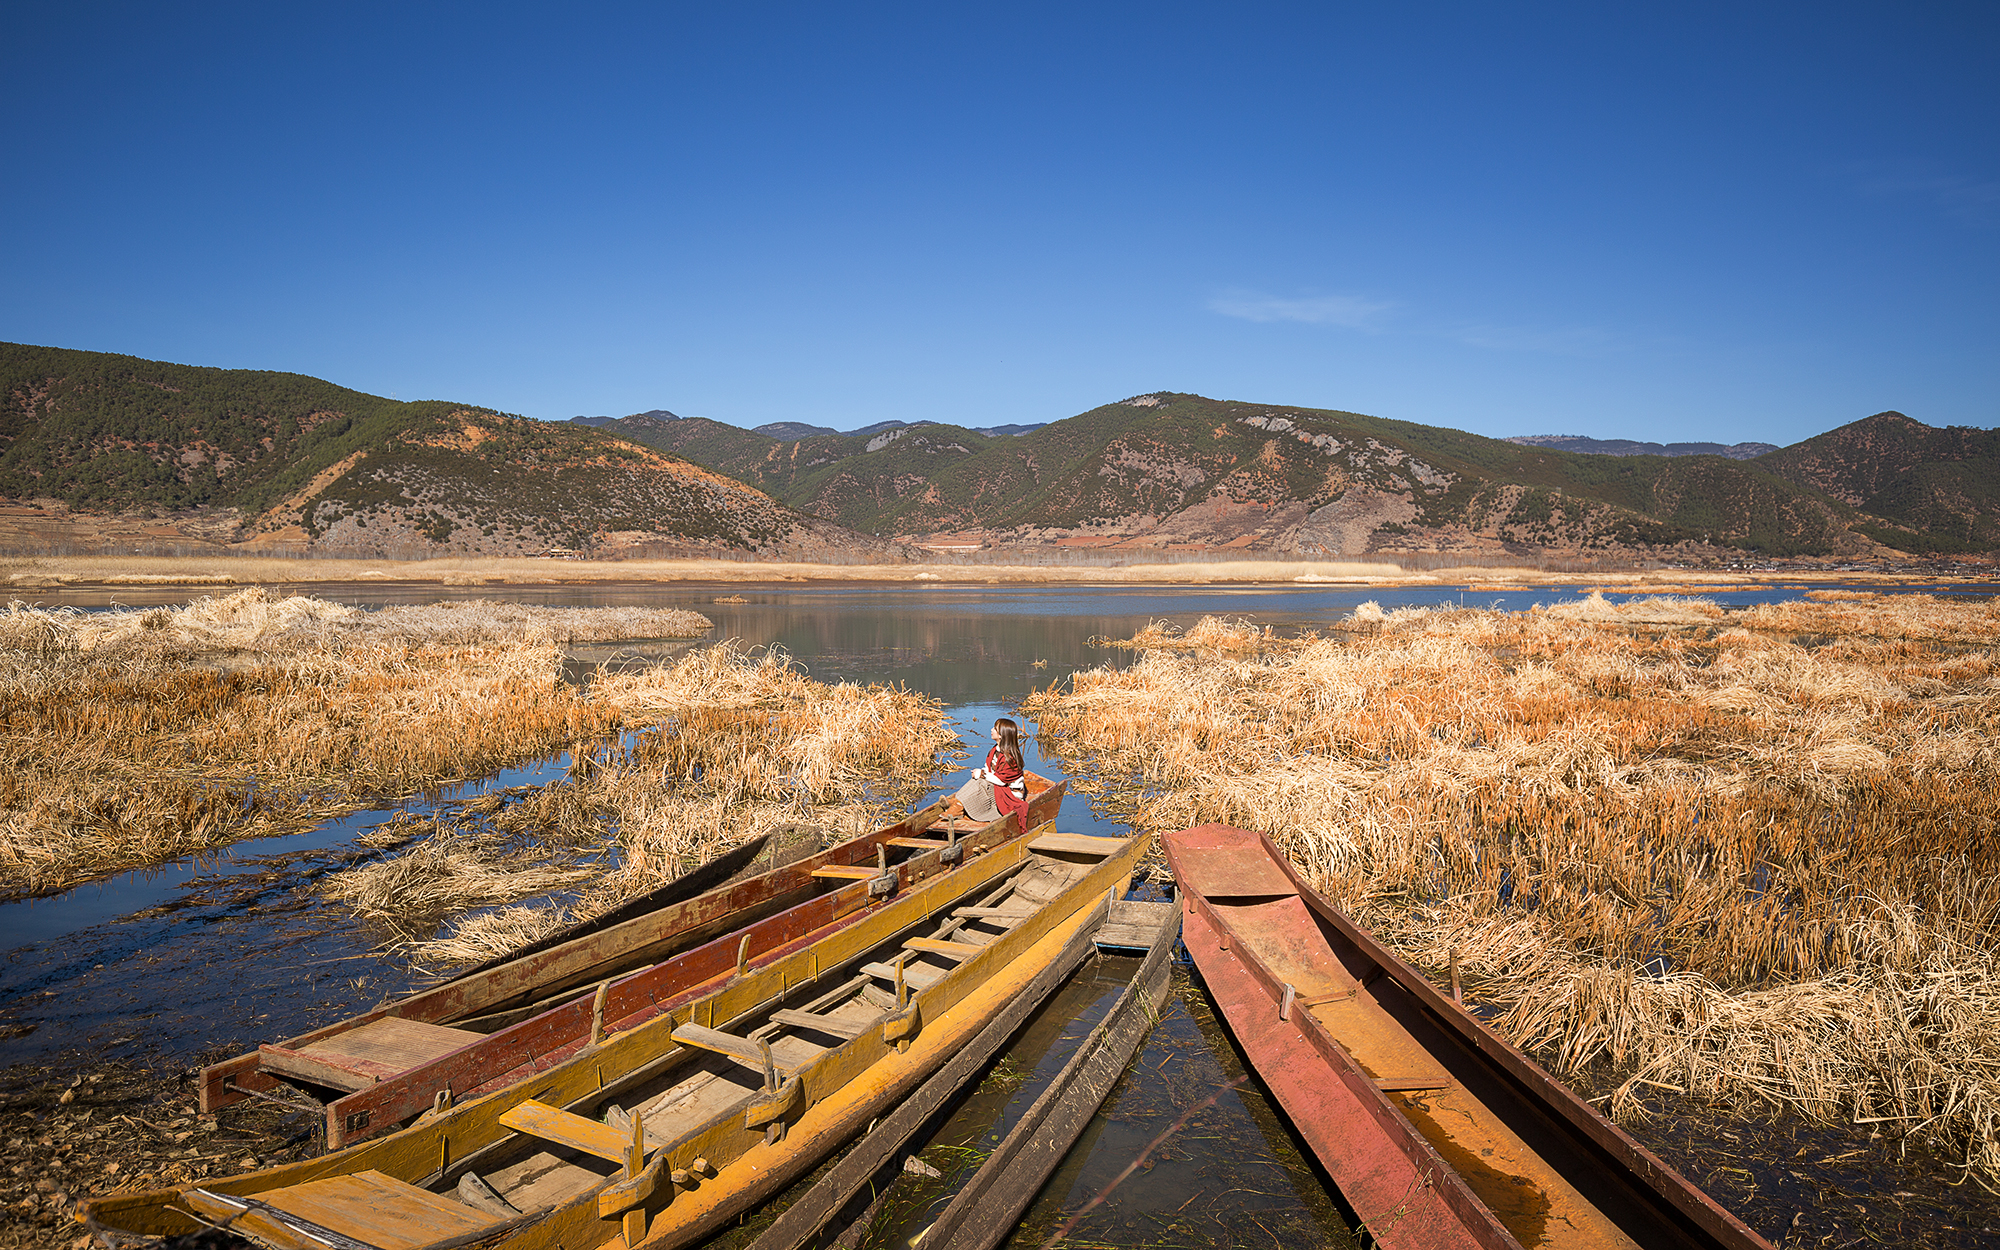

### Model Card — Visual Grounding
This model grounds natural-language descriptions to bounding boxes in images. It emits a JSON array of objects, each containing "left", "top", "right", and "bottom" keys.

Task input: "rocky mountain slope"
[
  {"left": 1507, "top": 434, "right": 1779, "bottom": 459},
  {"left": 603, "top": 392, "right": 1929, "bottom": 559},
  {"left": 1755, "top": 411, "right": 2000, "bottom": 554},
  {"left": 0, "top": 343, "right": 891, "bottom": 559}
]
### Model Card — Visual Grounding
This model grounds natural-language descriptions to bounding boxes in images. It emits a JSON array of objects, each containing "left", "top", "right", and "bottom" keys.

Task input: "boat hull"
[
  {"left": 200, "top": 775, "right": 1064, "bottom": 1124},
  {"left": 1165, "top": 823, "right": 1772, "bottom": 1250}
]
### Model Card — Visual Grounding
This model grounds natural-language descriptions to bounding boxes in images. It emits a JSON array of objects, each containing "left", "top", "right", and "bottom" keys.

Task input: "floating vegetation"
[
  {"left": 361, "top": 639, "right": 959, "bottom": 966},
  {"left": 1023, "top": 592, "right": 2000, "bottom": 1184},
  {"left": 0, "top": 591, "right": 713, "bottom": 901}
]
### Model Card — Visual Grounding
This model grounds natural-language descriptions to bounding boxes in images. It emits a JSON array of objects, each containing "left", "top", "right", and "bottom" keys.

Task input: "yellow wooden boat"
[{"left": 79, "top": 827, "right": 1145, "bottom": 1250}]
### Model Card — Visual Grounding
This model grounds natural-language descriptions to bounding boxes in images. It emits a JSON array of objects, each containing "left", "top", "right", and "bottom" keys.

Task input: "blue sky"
[{"left": 3, "top": 3, "right": 1994, "bottom": 445}]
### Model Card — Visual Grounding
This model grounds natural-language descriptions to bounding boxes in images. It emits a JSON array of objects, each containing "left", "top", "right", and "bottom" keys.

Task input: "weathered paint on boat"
[
  {"left": 199, "top": 774, "right": 1063, "bottom": 1125},
  {"left": 76, "top": 824, "right": 1135, "bottom": 1250},
  {"left": 1165, "top": 823, "right": 1773, "bottom": 1250}
]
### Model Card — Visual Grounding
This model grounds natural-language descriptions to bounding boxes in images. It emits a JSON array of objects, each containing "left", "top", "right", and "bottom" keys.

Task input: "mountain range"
[{"left": 3, "top": 342, "right": 1993, "bottom": 561}]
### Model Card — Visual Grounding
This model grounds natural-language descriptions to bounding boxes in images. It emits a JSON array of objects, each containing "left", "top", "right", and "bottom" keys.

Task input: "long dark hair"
[{"left": 993, "top": 718, "right": 1024, "bottom": 771}]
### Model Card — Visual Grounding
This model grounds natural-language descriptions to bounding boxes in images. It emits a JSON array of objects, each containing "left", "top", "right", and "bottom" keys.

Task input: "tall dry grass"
[
  {"left": 338, "top": 640, "right": 957, "bottom": 966},
  {"left": 1023, "top": 592, "right": 2000, "bottom": 1184},
  {"left": 0, "top": 590, "right": 709, "bottom": 900}
]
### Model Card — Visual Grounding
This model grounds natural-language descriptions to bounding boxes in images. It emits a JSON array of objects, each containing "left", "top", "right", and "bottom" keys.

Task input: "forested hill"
[
  {"left": 599, "top": 392, "right": 1993, "bottom": 559},
  {"left": 0, "top": 342, "right": 890, "bottom": 559}
]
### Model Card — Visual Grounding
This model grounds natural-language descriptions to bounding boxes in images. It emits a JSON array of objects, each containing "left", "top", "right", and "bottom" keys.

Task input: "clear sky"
[{"left": 4, "top": 3, "right": 1994, "bottom": 445}]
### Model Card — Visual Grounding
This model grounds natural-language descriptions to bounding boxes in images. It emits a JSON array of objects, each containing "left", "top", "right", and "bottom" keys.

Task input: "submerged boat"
[
  {"left": 1164, "top": 823, "right": 1774, "bottom": 1250},
  {"left": 80, "top": 826, "right": 1145, "bottom": 1250},
  {"left": 202, "top": 773, "right": 1063, "bottom": 1147}
]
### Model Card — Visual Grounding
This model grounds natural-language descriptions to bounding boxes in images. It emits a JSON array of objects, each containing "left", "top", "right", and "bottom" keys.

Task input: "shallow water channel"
[{"left": 5, "top": 579, "right": 1996, "bottom": 1248}]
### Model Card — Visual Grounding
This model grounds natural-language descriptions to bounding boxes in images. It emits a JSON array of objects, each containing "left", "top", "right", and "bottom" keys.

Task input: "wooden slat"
[
  {"left": 1093, "top": 923, "right": 1164, "bottom": 949},
  {"left": 1027, "top": 831, "right": 1121, "bottom": 857},
  {"left": 219, "top": 1170, "right": 497, "bottom": 1250},
  {"left": 497, "top": 1099, "right": 629, "bottom": 1164},
  {"left": 885, "top": 837, "right": 949, "bottom": 849},
  {"left": 261, "top": 1018, "right": 479, "bottom": 1093},
  {"left": 860, "top": 960, "right": 945, "bottom": 989},
  {"left": 902, "top": 937, "right": 984, "bottom": 960},
  {"left": 670, "top": 1024, "right": 769, "bottom": 1068},
  {"left": 769, "top": 1009, "right": 871, "bottom": 1039},
  {"left": 810, "top": 866, "right": 877, "bottom": 880},
  {"left": 742, "top": 895, "right": 1113, "bottom": 1250},
  {"left": 951, "top": 906, "right": 1030, "bottom": 920}
]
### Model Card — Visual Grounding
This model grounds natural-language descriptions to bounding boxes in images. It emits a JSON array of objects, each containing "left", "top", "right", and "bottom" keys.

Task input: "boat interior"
[
  {"left": 185, "top": 832, "right": 1116, "bottom": 1250},
  {"left": 255, "top": 777, "right": 1059, "bottom": 1105},
  {"left": 1204, "top": 868, "right": 1719, "bottom": 1250}
]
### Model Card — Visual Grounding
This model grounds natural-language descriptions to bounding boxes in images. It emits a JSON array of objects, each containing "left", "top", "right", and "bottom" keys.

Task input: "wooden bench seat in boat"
[
  {"left": 808, "top": 865, "right": 878, "bottom": 881},
  {"left": 185, "top": 1169, "right": 499, "bottom": 1250},
  {"left": 1095, "top": 899, "right": 1176, "bottom": 951},
  {"left": 259, "top": 1018, "right": 480, "bottom": 1092},
  {"left": 498, "top": 1099, "right": 631, "bottom": 1164},
  {"left": 902, "top": 936, "right": 984, "bottom": 960}
]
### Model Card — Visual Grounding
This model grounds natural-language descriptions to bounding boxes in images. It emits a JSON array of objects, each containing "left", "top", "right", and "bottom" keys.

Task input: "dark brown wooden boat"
[
  {"left": 1164, "top": 823, "right": 1774, "bottom": 1250},
  {"left": 202, "top": 774, "right": 1064, "bottom": 1146}
]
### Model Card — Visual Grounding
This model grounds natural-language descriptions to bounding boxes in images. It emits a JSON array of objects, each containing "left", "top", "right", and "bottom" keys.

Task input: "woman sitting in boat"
[{"left": 946, "top": 717, "right": 1029, "bottom": 826}]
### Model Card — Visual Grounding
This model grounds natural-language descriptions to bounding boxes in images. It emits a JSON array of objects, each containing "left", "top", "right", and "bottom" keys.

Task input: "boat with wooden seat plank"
[
  {"left": 744, "top": 890, "right": 1177, "bottom": 1250},
  {"left": 1164, "top": 823, "right": 1771, "bottom": 1250},
  {"left": 199, "top": 773, "right": 1064, "bottom": 1129},
  {"left": 78, "top": 826, "right": 1145, "bottom": 1250}
]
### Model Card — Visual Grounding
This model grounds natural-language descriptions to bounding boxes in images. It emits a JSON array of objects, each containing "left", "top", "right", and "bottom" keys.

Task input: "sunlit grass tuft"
[{"left": 1024, "top": 594, "right": 2000, "bottom": 1183}]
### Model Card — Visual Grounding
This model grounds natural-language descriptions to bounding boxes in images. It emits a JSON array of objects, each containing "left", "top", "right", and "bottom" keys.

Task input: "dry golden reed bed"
[
  {"left": 1023, "top": 591, "right": 2000, "bottom": 1184},
  {"left": 335, "top": 639, "right": 957, "bottom": 966},
  {"left": 0, "top": 590, "right": 712, "bottom": 900}
]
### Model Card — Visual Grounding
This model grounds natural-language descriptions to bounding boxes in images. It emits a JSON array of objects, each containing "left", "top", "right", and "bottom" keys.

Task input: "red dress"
[{"left": 986, "top": 747, "right": 1028, "bottom": 821}]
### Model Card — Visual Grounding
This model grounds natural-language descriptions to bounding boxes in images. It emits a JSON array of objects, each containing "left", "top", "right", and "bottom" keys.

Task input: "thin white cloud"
[{"left": 1208, "top": 290, "right": 1395, "bottom": 328}]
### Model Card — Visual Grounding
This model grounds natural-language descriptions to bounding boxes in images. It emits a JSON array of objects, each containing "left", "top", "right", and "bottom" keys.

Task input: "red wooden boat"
[
  {"left": 1164, "top": 824, "right": 1773, "bottom": 1250},
  {"left": 204, "top": 774, "right": 1063, "bottom": 1147}
]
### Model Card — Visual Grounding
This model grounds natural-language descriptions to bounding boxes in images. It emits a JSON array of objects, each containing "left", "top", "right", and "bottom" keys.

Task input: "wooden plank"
[
  {"left": 1026, "top": 831, "right": 1122, "bottom": 857},
  {"left": 1109, "top": 899, "right": 1174, "bottom": 926},
  {"left": 742, "top": 895, "right": 1112, "bottom": 1250},
  {"left": 810, "top": 866, "right": 877, "bottom": 880},
  {"left": 925, "top": 898, "right": 1182, "bottom": 1250},
  {"left": 190, "top": 1170, "right": 498, "bottom": 1250},
  {"left": 885, "top": 837, "right": 949, "bottom": 849},
  {"left": 951, "top": 906, "right": 1030, "bottom": 920},
  {"left": 769, "top": 1010, "right": 871, "bottom": 1039},
  {"left": 670, "top": 1024, "right": 769, "bottom": 1069},
  {"left": 311, "top": 1018, "right": 480, "bottom": 1069},
  {"left": 901, "top": 937, "right": 984, "bottom": 959},
  {"left": 1092, "top": 923, "right": 1163, "bottom": 949},
  {"left": 497, "top": 1099, "right": 629, "bottom": 1164},
  {"left": 859, "top": 961, "right": 945, "bottom": 989}
]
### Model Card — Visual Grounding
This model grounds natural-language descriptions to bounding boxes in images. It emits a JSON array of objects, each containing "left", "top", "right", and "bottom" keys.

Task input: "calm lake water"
[{"left": 4, "top": 578, "right": 1988, "bottom": 1247}]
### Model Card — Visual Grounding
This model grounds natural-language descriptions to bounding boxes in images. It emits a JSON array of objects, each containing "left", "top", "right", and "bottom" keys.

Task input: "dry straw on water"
[
  {"left": 0, "top": 590, "right": 710, "bottom": 900},
  {"left": 1024, "top": 591, "right": 2000, "bottom": 1185},
  {"left": 339, "top": 639, "right": 957, "bottom": 966}
]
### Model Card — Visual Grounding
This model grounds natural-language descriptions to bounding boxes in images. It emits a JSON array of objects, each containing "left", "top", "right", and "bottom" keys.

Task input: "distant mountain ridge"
[
  {"left": 0, "top": 343, "right": 895, "bottom": 559},
  {"left": 598, "top": 393, "right": 1996, "bottom": 558},
  {"left": 4, "top": 341, "right": 1991, "bottom": 561},
  {"left": 1506, "top": 434, "right": 1779, "bottom": 459}
]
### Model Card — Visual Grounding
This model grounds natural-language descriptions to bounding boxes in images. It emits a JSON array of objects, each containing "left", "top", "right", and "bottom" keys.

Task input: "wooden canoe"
[
  {"left": 917, "top": 896, "right": 1179, "bottom": 1250},
  {"left": 744, "top": 892, "right": 1176, "bottom": 1250},
  {"left": 78, "top": 828, "right": 1147, "bottom": 1250},
  {"left": 1164, "top": 823, "right": 1774, "bottom": 1250},
  {"left": 200, "top": 772, "right": 1064, "bottom": 1127}
]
